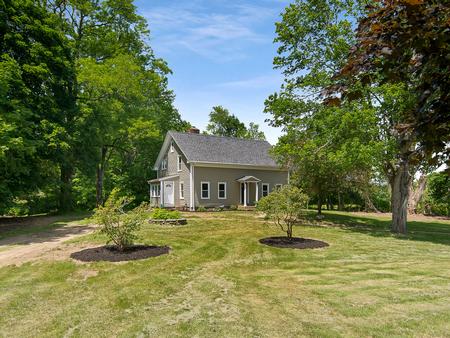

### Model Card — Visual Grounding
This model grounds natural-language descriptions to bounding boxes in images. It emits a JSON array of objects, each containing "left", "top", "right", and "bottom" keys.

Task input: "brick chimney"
[{"left": 188, "top": 127, "right": 200, "bottom": 134}]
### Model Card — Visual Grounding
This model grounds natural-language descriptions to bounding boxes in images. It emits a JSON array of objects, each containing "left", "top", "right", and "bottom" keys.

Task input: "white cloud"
[
  {"left": 215, "top": 74, "right": 282, "bottom": 89},
  {"left": 143, "top": 2, "right": 277, "bottom": 62}
]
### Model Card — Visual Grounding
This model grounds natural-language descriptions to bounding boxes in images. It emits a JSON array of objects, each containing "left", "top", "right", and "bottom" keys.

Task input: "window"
[
  {"left": 201, "top": 182, "right": 210, "bottom": 199},
  {"left": 170, "top": 141, "right": 174, "bottom": 153},
  {"left": 177, "top": 155, "right": 182, "bottom": 171},
  {"left": 262, "top": 183, "right": 269, "bottom": 197},
  {"left": 151, "top": 185, "right": 160, "bottom": 197},
  {"left": 218, "top": 182, "right": 227, "bottom": 199},
  {"left": 179, "top": 182, "right": 184, "bottom": 199},
  {"left": 275, "top": 184, "right": 282, "bottom": 190},
  {"left": 161, "top": 158, "right": 167, "bottom": 170}
]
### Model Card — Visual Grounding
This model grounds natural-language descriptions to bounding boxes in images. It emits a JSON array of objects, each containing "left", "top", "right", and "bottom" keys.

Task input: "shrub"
[
  {"left": 229, "top": 205, "right": 238, "bottom": 211},
  {"left": 256, "top": 185, "right": 309, "bottom": 239},
  {"left": 94, "top": 189, "right": 148, "bottom": 251},
  {"left": 196, "top": 206, "right": 207, "bottom": 212},
  {"left": 150, "top": 208, "right": 181, "bottom": 220}
]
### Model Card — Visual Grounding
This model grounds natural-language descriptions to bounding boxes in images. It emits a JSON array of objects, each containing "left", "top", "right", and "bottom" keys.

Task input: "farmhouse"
[{"left": 149, "top": 128, "right": 289, "bottom": 209}]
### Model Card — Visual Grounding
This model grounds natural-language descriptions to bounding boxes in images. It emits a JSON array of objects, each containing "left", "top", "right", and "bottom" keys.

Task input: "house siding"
[
  {"left": 193, "top": 166, "right": 288, "bottom": 207},
  {"left": 153, "top": 142, "right": 191, "bottom": 208}
]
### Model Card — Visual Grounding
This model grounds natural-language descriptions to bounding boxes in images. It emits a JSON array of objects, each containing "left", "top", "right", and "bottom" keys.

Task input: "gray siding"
[
  {"left": 193, "top": 166, "right": 288, "bottom": 207},
  {"left": 156, "top": 141, "right": 191, "bottom": 208}
]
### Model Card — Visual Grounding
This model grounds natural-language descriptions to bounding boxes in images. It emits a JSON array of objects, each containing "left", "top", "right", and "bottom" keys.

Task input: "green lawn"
[{"left": 1, "top": 211, "right": 450, "bottom": 337}]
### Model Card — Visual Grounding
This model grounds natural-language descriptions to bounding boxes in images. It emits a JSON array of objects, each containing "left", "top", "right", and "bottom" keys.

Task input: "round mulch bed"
[
  {"left": 259, "top": 237, "right": 329, "bottom": 249},
  {"left": 70, "top": 245, "right": 170, "bottom": 262}
]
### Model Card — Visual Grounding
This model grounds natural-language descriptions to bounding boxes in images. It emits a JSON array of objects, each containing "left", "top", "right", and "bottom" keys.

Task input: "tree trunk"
[
  {"left": 408, "top": 175, "right": 427, "bottom": 214},
  {"left": 317, "top": 195, "right": 323, "bottom": 215},
  {"left": 338, "top": 191, "right": 344, "bottom": 211},
  {"left": 59, "top": 163, "right": 74, "bottom": 212},
  {"left": 287, "top": 224, "right": 293, "bottom": 239},
  {"left": 96, "top": 146, "right": 107, "bottom": 207},
  {"left": 362, "top": 190, "right": 380, "bottom": 213},
  {"left": 390, "top": 157, "right": 411, "bottom": 234}
]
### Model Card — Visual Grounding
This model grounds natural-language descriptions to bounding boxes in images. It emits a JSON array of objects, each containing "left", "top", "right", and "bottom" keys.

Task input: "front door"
[
  {"left": 163, "top": 181, "right": 174, "bottom": 207},
  {"left": 240, "top": 183, "right": 246, "bottom": 205}
]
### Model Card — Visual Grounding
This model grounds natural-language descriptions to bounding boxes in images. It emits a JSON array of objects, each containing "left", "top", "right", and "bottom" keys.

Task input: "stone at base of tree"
[{"left": 148, "top": 218, "right": 187, "bottom": 225}]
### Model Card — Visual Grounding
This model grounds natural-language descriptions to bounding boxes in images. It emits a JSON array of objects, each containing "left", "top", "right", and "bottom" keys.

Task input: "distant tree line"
[{"left": 0, "top": 0, "right": 189, "bottom": 215}]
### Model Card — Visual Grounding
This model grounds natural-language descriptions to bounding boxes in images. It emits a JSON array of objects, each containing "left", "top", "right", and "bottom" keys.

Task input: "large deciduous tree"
[
  {"left": 265, "top": 0, "right": 379, "bottom": 215},
  {"left": 333, "top": 0, "right": 449, "bottom": 233},
  {"left": 0, "top": 0, "right": 76, "bottom": 213}
]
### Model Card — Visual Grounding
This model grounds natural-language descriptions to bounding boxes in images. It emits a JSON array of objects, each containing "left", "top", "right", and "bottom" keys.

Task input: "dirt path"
[{"left": 0, "top": 222, "right": 96, "bottom": 267}]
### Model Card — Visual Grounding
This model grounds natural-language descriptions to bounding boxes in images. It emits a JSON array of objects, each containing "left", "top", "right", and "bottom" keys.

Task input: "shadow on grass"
[
  {"left": 304, "top": 211, "right": 450, "bottom": 246},
  {"left": 0, "top": 212, "right": 93, "bottom": 244}
]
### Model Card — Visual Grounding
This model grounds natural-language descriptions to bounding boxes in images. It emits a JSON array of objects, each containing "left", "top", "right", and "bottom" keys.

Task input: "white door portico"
[{"left": 237, "top": 176, "right": 261, "bottom": 207}]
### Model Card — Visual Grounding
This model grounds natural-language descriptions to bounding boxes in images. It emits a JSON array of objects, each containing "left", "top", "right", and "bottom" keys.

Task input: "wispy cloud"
[
  {"left": 143, "top": 2, "right": 278, "bottom": 62},
  {"left": 215, "top": 74, "right": 282, "bottom": 89}
]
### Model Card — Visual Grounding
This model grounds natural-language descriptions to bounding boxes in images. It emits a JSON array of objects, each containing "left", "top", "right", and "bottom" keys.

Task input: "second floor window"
[
  {"left": 161, "top": 158, "right": 167, "bottom": 170},
  {"left": 177, "top": 155, "right": 182, "bottom": 171}
]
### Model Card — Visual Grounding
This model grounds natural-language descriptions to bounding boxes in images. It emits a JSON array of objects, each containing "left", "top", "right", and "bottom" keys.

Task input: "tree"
[
  {"left": 0, "top": 0, "right": 76, "bottom": 213},
  {"left": 245, "top": 122, "right": 266, "bottom": 140},
  {"left": 332, "top": 0, "right": 450, "bottom": 233},
  {"left": 421, "top": 172, "right": 450, "bottom": 216},
  {"left": 256, "top": 185, "right": 309, "bottom": 239},
  {"left": 94, "top": 188, "right": 148, "bottom": 251},
  {"left": 337, "top": 0, "right": 450, "bottom": 169},
  {"left": 49, "top": 0, "right": 185, "bottom": 208},
  {"left": 266, "top": 0, "right": 380, "bottom": 215},
  {"left": 206, "top": 106, "right": 247, "bottom": 138}
]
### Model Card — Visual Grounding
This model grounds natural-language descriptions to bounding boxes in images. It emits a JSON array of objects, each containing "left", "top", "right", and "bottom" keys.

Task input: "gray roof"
[{"left": 168, "top": 131, "right": 280, "bottom": 168}]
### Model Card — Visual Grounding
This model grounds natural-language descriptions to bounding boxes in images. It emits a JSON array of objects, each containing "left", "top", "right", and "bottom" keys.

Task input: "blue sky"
[{"left": 135, "top": 0, "right": 289, "bottom": 144}]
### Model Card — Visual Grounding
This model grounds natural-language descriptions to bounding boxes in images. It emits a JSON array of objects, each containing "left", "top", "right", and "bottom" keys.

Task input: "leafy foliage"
[
  {"left": 150, "top": 208, "right": 181, "bottom": 220},
  {"left": 336, "top": 0, "right": 450, "bottom": 169},
  {"left": 257, "top": 185, "right": 309, "bottom": 239},
  {"left": 94, "top": 189, "right": 148, "bottom": 251},
  {"left": 206, "top": 106, "right": 266, "bottom": 140},
  {"left": 206, "top": 106, "right": 247, "bottom": 138}
]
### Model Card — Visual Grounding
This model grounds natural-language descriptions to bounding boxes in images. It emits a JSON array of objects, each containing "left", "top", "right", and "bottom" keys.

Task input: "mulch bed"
[
  {"left": 259, "top": 237, "right": 329, "bottom": 249},
  {"left": 70, "top": 245, "right": 170, "bottom": 262}
]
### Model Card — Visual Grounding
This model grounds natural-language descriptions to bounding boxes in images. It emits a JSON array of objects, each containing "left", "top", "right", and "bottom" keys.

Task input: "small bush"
[
  {"left": 150, "top": 208, "right": 181, "bottom": 220},
  {"left": 256, "top": 185, "right": 309, "bottom": 239},
  {"left": 196, "top": 206, "right": 207, "bottom": 212},
  {"left": 229, "top": 205, "right": 238, "bottom": 211},
  {"left": 94, "top": 189, "right": 148, "bottom": 251}
]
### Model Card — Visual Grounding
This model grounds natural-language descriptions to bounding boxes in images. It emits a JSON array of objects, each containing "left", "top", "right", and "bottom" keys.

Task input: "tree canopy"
[
  {"left": 0, "top": 0, "right": 187, "bottom": 215},
  {"left": 206, "top": 106, "right": 266, "bottom": 140}
]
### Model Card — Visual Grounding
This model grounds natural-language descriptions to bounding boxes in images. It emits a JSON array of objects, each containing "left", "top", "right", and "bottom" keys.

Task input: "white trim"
[
  {"left": 218, "top": 182, "right": 227, "bottom": 199},
  {"left": 177, "top": 155, "right": 182, "bottom": 172},
  {"left": 255, "top": 182, "right": 259, "bottom": 202},
  {"left": 179, "top": 181, "right": 185, "bottom": 200},
  {"left": 160, "top": 181, "right": 164, "bottom": 207},
  {"left": 153, "top": 133, "right": 190, "bottom": 170},
  {"left": 262, "top": 183, "right": 269, "bottom": 197},
  {"left": 190, "top": 164, "right": 195, "bottom": 210},
  {"left": 200, "top": 181, "right": 210, "bottom": 199},
  {"left": 243, "top": 182, "right": 247, "bottom": 207}
]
